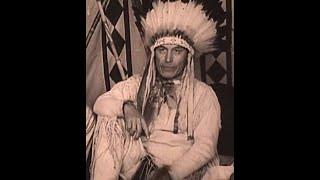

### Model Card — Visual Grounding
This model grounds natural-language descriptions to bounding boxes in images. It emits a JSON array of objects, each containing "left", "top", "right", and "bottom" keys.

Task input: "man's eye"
[
  {"left": 158, "top": 48, "right": 166, "bottom": 53},
  {"left": 174, "top": 49, "right": 182, "bottom": 53}
]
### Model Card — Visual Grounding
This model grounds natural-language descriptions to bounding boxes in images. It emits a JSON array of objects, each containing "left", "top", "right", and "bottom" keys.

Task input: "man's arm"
[
  {"left": 93, "top": 75, "right": 149, "bottom": 139},
  {"left": 168, "top": 88, "right": 221, "bottom": 179},
  {"left": 93, "top": 75, "right": 141, "bottom": 117}
]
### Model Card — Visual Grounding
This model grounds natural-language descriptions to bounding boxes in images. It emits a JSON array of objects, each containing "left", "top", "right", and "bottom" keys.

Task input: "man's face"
[{"left": 155, "top": 44, "right": 188, "bottom": 80}]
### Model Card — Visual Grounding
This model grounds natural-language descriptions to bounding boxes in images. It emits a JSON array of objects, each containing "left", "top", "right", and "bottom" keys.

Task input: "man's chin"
[
  {"left": 158, "top": 72, "right": 176, "bottom": 80},
  {"left": 158, "top": 71, "right": 183, "bottom": 80},
  {"left": 160, "top": 75, "right": 175, "bottom": 80}
]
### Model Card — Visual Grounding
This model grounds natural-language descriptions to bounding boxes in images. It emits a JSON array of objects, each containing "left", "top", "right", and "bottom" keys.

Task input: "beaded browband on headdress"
[{"left": 137, "top": 0, "right": 217, "bottom": 140}]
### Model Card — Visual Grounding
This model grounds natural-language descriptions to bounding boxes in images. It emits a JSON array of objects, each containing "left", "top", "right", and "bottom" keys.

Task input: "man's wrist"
[{"left": 122, "top": 100, "right": 135, "bottom": 114}]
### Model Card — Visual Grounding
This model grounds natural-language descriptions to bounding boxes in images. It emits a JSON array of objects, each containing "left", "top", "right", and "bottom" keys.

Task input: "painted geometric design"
[
  {"left": 107, "top": 28, "right": 125, "bottom": 55},
  {"left": 203, "top": 53, "right": 226, "bottom": 84},
  {"left": 102, "top": 0, "right": 132, "bottom": 87},
  {"left": 105, "top": 0, "right": 123, "bottom": 26},
  {"left": 107, "top": 37, "right": 128, "bottom": 83},
  {"left": 207, "top": 60, "right": 227, "bottom": 83},
  {"left": 105, "top": 19, "right": 115, "bottom": 33},
  {"left": 110, "top": 64, "right": 128, "bottom": 83},
  {"left": 219, "top": 74, "right": 227, "bottom": 84},
  {"left": 115, "top": 12, "right": 125, "bottom": 38},
  {"left": 106, "top": 48, "right": 116, "bottom": 73},
  {"left": 117, "top": 0, "right": 124, "bottom": 7},
  {"left": 194, "top": 0, "right": 232, "bottom": 86},
  {"left": 119, "top": 46, "right": 127, "bottom": 69},
  {"left": 216, "top": 52, "right": 227, "bottom": 70},
  {"left": 205, "top": 54, "right": 215, "bottom": 69}
]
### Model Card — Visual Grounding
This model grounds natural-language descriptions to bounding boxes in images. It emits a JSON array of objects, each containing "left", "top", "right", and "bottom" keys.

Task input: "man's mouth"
[{"left": 161, "top": 66, "right": 176, "bottom": 70}]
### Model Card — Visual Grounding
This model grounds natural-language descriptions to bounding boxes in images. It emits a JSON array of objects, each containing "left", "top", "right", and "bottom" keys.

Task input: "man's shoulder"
[
  {"left": 193, "top": 79, "right": 219, "bottom": 104},
  {"left": 113, "top": 74, "right": 142, "bottom": 87},
  {"left": 122, "top": 74, "right": 142, "bottom": 82},
  {"left": 129, "top": 74, "right": 142, "bottom": 80},
  {"left": 194, "top": 79, "right": 215, "bottom": 95}
]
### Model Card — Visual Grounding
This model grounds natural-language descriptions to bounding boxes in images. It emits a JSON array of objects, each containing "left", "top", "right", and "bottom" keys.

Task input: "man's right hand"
[{"left": 123, "top": 102, "right": 150, "bottom": 140}]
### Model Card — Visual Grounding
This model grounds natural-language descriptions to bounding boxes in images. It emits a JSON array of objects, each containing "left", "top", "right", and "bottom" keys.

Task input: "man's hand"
[{"left": 123, "top": 102, "right": 149, "bottom": 140}]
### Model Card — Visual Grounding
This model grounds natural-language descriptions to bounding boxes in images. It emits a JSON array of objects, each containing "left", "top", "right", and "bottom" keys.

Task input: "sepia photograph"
[{"left": 86, "top": 0, "right": 234, "bottom": 179}]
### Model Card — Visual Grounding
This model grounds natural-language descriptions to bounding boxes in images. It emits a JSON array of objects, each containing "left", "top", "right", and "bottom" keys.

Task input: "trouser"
[{"left": 90, "top": 116, "right": 233, "bottom": 180}]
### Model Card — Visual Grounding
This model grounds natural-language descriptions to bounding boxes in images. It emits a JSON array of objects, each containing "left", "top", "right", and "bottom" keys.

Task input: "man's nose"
[{"left": 165, "top": 50, "right": 173, "bottom": 63}]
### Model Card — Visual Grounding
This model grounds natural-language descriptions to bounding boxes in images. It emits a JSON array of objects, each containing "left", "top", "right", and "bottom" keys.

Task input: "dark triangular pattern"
[
  {"left": 105, "top": 0, "right": 123, "bottom": 26},
  {"left": 207, "top": 60, "right": 226, "bottom": 83},
  {"left": 110, "top": 64, "right": 128, "bottom": 83},
  {"left": 107, "top": 28, "right": 125, "bottom": 56}
]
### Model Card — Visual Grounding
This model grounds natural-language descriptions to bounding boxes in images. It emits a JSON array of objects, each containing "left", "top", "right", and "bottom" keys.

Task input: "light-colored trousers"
[
  {"left": 89, "top": 116, "right": 233, "bottom": 180},
  {"left": 90, "top": 116, "right": 147, "bottom": 180}
]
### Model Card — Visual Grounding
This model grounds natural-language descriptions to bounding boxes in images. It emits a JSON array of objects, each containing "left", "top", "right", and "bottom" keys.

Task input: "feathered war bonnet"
[{"left": 137, "top": 0, "right": 217, "bottom": 140}]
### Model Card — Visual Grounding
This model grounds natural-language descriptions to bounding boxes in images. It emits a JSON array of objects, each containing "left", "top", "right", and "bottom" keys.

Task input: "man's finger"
[
  {"left": 126, "top": 118, "right": 132, "bottom": 131},
  {"left": 135, "top": 119, "right": 142, "bottom": 140},
  {"left": 140, "top": 118, "right": 149, "bottom": 139},
  {"left": 130, "top": 118, "right": 136, "bottom": 136}
]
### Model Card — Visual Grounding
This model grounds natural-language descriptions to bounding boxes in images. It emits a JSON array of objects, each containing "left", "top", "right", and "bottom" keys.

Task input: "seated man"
[{"left": 89, "top": 1, "right": 229, "bottom": 179}]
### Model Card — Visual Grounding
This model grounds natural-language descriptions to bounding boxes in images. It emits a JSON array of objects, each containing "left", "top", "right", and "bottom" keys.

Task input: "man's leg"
[
  {"left": 90, "top": 116, "right": 146, "bottom": 180},
  {"left": 90, "top": 116, "right": 126, "bottom": 180},
  {"left": 119, "top": 134, "right": 147, "bottom": 179}
]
